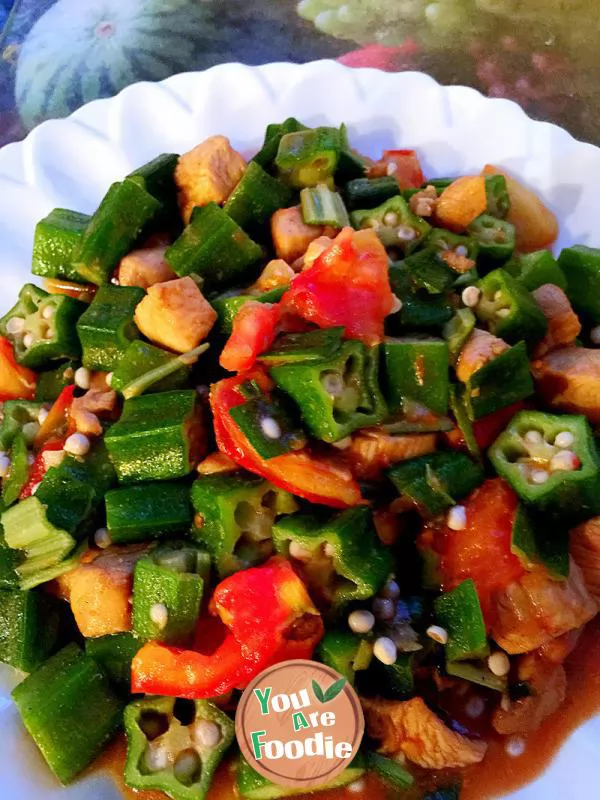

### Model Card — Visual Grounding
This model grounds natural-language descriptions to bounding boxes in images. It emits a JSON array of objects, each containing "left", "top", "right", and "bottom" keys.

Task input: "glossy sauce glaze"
[{"left": 98, "top": 617, "right": 600, "bottom": 800}]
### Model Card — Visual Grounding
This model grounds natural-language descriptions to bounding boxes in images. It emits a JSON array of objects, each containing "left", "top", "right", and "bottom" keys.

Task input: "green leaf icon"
[
  {"left": 323, "top": 677, "right": 347, "bottom": 702},
  {"left": 312, "top": 679, "right": 326, "bottom": 703}
]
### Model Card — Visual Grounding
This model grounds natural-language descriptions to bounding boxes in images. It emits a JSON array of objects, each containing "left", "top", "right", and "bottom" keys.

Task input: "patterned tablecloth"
[{"left": 0, "top": 0, "right": 597, "bottom": 148}]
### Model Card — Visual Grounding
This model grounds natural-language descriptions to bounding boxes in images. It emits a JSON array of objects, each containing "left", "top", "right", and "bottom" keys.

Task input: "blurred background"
[{"left": 0, "top": 0, "right": 596, "bottom": 147}]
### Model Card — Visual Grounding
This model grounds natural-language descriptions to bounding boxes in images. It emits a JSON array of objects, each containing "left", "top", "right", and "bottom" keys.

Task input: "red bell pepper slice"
[
  {"left": 368, "top": 149, "right": 425, "bottom": 190},
  {"left": 280, "top": 228, "right": 394, "bottom": 346},
  {"left": 0, "top": 337, "right": 36, "bottom": 401},
  {"left": 210, "top": 374, "right": 363, "bottom": 508},
  {"left": 220, "top": 301, "right": 281, "bottom": 373},
  {"left": 132, "top": 557, "right": 323, "bottom": 699},
  {"left": 34, "top": 385, "right": 76, "bottom": 450},
  {"left": 19, "top": 440, "right": 65, "bottom": 500}
]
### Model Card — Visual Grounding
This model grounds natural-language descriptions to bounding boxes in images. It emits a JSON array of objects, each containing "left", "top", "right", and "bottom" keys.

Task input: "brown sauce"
[{"left": 95, "top": 617, "right": 600, "bottom": 800}]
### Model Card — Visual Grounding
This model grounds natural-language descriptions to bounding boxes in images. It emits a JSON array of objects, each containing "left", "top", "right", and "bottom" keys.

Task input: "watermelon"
[{"left": 15, "top": 0, "right": 226, "bottom": 130}]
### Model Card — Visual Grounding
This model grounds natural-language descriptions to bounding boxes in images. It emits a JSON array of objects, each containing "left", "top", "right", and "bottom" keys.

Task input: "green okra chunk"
[
  {"left": 132, "top": 544, "right": 206, "bottom": 645},
  {"left": 32, "top": 208, "right": 91, "bottom": 283},
  {"left": 443, "top": 308, "right": 477, "bottom": 364},
  {"left": 0, "top": 526, "right": 20, "bottom": 589},
  {"left": 35, "top": 360, "right": 77, "bottom": 402},
  {"left": 505, "top": 250, "right": 567, "bottom": 292},
  {"left": 127, "top": 153, "right": 179, "bottom": 211},
  {"left": 104, "top": 390, "right": 201, "bottom": 484},
  {"left": 511, "top": 503, "right": 569, "bottom": 580},
  {"left": 36, "top": 440, "right": 116, "bottom": 535},
  {"left": 273, "top": 506, "right": 392, "bottom": 614},
  {"left": 236, "top": 753, "right": 365, "bottom": 800},
  {"left": 229, "top": 389, "right": 307, "bottom": 460},
  {"left": 558, "top": 245, "right": 600, "bottom": 322},
  {"left": 111, "top": 340, "right": 191, "bottom": 395},
  {"left": 316, "top": 629, "right": 373, "bottom": 686},
  {"left": 191, "top": 472, "right": 297, "bottom": 576},
  {"left": 364, "top": 751, "right": 414, "bottom": 790},
  {"left": 461, "top": 341, "right": 534, "bottom": 420},
  {"left": 165, "top": 202, "right": 262, "bottom": 287},
  {"left": 275, "top": 126, "right": 344, "bottom": 188},
  {"left": 12, "top": 643, "right": 124, "bottom": 784},
  {"left": 76, "top": 284, "right": 144, "bottom": 371},
  {"left": 106, "top": 481, "right": 193, "bottom": 544},
  {"left": 484, "top": 173, "right": 511, "bottom": 219},
  {"left": 469, "top": 214, "right": 516, "bottom": 266},
  {"left": 448, "top": 385, "right": 480, "bottom": 458},
  {"left": 1, "top": 496, "right": 77, "bottom": 590},
  {"left": 271, "top": 339, "right": 387, "bottom": 443},
  {"left": 0, "top": 399, "right": 44, "bottom": 450},
  {"left": 381, "top": 336, "right": 449, "bottom": 416},
  {"left": 224, "top": 160, "right": 294, "bottom": 235},
  {"left": 351, "top": 195, "right": 430, "bottom": 254},
  {"left": 475, "top": 268, "right": 548, "bottom": 347},
  {"left": 434, "top": 578, "right": 489, "bottom": 661},
  {"left": 258, "top": 326, "right": 344, "bottom": 366},
  {"left": 3, "top": 432, "right": 29, "bottom": 507},
  {"left": 402, "top": 248, "right": 457, "bottom": 295},
  {"left": 0, "top": 589, "right": 59, "bottom": 671},
  {"left": 336, "top": 124, "right": 369, "bottom": 183},
  {"left": 86, "top": 633, "right": 141, "bottom": 692},
  {"left": 426, "top": 227, "right": 479, "bottom": 263},
  {"left": 211, "top": 287, "right": 287, "bottom": 335},
  {"left": 357, "top": 654, "right": 415, "bottom": 700},
  {"left": 445, "top": 660, "right": 507, "bottom": 693},
  {"left": 387, "top": 451, "right": 484, "bottom": 519},
  {"left": 300, "top": 184, "right": 350, "bottom": 227},
  {"left": 343, "top": 176, "right": 400, "bottom": 211},
  {"left": 252, "top": 117, "right": 308, "bottom": 171},
  {"left": 387, "top": 264, "right": 454, "bottom": 332},
  {"left": 0, "top": 283, "right": 86, "bottom": 369},
  {"left": 71, "top": 180, "right": 160, "bottom": 285},
  {"left": 489, "top": 410, "right": 600, "bottom": 520},
  {"left": 125, "top": 695, "right": 234, "bottom": 800}
]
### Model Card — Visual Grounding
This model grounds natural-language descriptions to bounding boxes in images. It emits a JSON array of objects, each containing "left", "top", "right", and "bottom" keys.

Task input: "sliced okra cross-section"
[{"left": 350, "top": 195, "right": 431, "bottom": 255}]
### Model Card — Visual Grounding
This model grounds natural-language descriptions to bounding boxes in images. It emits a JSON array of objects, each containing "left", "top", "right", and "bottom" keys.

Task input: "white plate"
[{"left": 0, "top": 60, "right": 599, "bottom": 799}]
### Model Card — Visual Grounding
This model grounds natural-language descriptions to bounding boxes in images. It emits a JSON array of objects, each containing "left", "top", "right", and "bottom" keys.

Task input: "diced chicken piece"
[
  {"left": 362, "top": 696, "right": 487, "bottom": 769},
  {"left": 491, "top": 559, "right": 596, "bottom": 654},
  {"left": 532, "top": 284, "right": 581, "bottom": 358},
  {"left": 56, "top": 545, "right": 148, "bottom": 637},
  {"left": 251, "top": 259, "right": 295, "bottom": 293},
  {"left": 492, "top": 653, "right": 567, "bottom": 735},
  {"left": 347, "top": 430, "right": 436, "bottom": 481},
  {"left": 571, "top": 517, "right": 600, "bottom": 606},
  {"left": 409, "top": 185, "right": 438, "bottom": 218},
  {"left": 271, "top": 206, "right": 330, "bottom": 264},
  {"left": 70, "top": 387, "right": 117, "bottom": 436},
  {"left": 134, "top": 276, "right": 217, "bottom": 353},
  {"left": 456, "top": 329, "right": 510, "bottom": 383},
  {"left": 532, "top": 347, "right": 600, "bottom": 423},
  {"left": 175, "top": 135, "right": 247, "bottom": 223},
  {"left": 196, "top": 451, "right": 238, "bottom": 475},
  {"left": 117, "top": 245, "right": 177, "bottom": 289}
]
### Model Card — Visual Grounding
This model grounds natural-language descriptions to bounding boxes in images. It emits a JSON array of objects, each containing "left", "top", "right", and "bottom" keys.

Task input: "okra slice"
[
  {"left": 271, "top": 339, "right": 387, "bottom": 443},
  {"left": 191, "top": 472, "right": 297, "bottom": 576},
  {"left": 474, "top": 268, "right": 548, "bottom": 347},
  {"left": 237, "top": 753, "right": 365, "bottom": 800},
  {"left": 489, "top": 410, "right": 600, "bottom": 520},
  {"left": 0, "top": 399, "right": 44, "bottom": 451},
  {"left": 229, "top": 389, "right": 307, "bottom": 460},
  {"left": 0, "top": 589, "right": 59, "bottom": 671},
  {"left": 12, "top": 644, "right": 124, "bottom": 784},
  {"left": 505, "top": 249, "right": 567, "bottom": 292},
  {"left": 434, "top": 579, "right": 489, "bottom": 662},
  {"left": 443, "top": 308, "right": 476, "bottom": 364},
  {"left": 559, "top": 244, "right": 600, "bottom": 322},
  {"left": 0, "top": 528, "right": 19, "bottom": 589},
  {"left": 252, "top": 116, "right": 307, "bottom": 171},
  {"left": 273, "top": 506, "right": 392, "bottom": 614},
  {"left": 106, "top": 480, "right": 193, "bottom": 544},
  {"left": 511, "top": 503, "right": 569, "bottom": 580},
  {"left": 365, "top": 751, "right": 414, "bottom": 790},
  {"left": 351, "top": 195, "right": 430, "bottom": 254},
  {"left": 86, "top": 632, "right": 141, "bottom": 693},
  {"left": 0, "top": 283, "right": 86, "bottom": 369},
  {"left": 426, "top": 227, "right": 479, "bottom": 263},
  {"left": 212, "top": 287, "right": 287, "bottom": 335},
  {"left": 104, "top": 390, "right": 202, "bottom": 483},
  {"left": 71, "top": 180, "right": 160, "bottom": 285},
  {"left": 357, "top": 654, "right": 415, "bottom": 700},
  {"left": 132, "top": 543, "right": 207, "bottom": 645},
  {"left": 32, "top": 208, "right": 91, "bottom": 283},
  {"left": 343, "top": 176, "right": 400, "bottom": 211},
  {"left": 300, "top": 184, "right": 350, "bottom": 227},
  {"left": 275, "top": 126, "right": 343, "bottom": 188},
  {"left": 35, "top": 360, "right": 77, "bottom": 402},
  {"left": 316, "top": 629, "right": 373, "bottom": 686},
  {"left": 469, "top": 214, "right": 516, "bottom": 266},
  {"left": 484, "top": 173, "right": 511, "bottom": 219},
  {"left": 3, "top": 432, "right": 29, "bottom": 507},
  {"left": 124, "top": 696, "right": 234, "bottom": 800},
  {"left": 446, "top": 661, "right": 507, "bottom": 692},
  {"left": 224, "top": 160, "right": 293, "bottom": 235},
  {"left": 461, "top": 341, "right": 534, "bottom": 420},
  {"left": 402, "top": 248, "right": 457, "bottom": 295},
  {"left": 127, "top": 153, "right": 179, "bottom": 213},
  {"left": 382, "top": 336, "right": 449, "bottom": 416},
  {"left": 165, "top": 202, "right": 262, "bottom": 288},
  {"left": 258, "top": 326, "right": 344, "bottom": 366},
  {"left": 388, "top": 264, "right": 454, "bottom": 332},
  {"left": 111, "top": 340, "right": 191, "bottom": 396},
  {"left": 387, "top": 451, "right": 484, "bottom": 519},
  {"left": 76, "top": 284, "right": 144, "bottom": 371}
]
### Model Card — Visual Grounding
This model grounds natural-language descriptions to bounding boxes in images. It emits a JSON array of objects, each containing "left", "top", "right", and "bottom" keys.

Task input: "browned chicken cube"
[
  {"left": 271, "top": 206, "right": 329, "bottom": 264},
  {"left": 347, "top": 430, "right": 436, "bottom": 481},
  {"left": 532, "top": 283, "right": 581, "bottom": 358},
  {"left": 70, "top": 387, "right": 117, "bottom": 436},
  {"left": 251, "top": 259, "right": 295, "bottom": 293},
  {"left": 134, "top": 276, "right": 217, "bottom": 353},
  {"left": 571, "top": 516, "right": 600, "bottom": 606},
  {"left": 117, "top": 244, "right": 177, "bottom": 289},
  {"left": 175, "top": 135, "right": 247, "bottom": 223},
  {"left": 532, "top": 347, "right": 600, "bottom": 423},
  {"left": 456, "top": 328, "right": 510, "bottom": 383}
]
